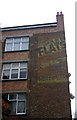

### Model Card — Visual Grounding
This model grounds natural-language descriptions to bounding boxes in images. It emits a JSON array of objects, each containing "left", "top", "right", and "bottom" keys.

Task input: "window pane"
[
  {"left": 20, "top": 63, "right": 27, "bottom": 68},
  {"left": 17, "top": 101, "right": 26, "bottom": 113},
  {"left": 18, "top": 93, "right": 26, "bottom": 100},
  {"left": 3, "top": 64, "right": 11, "bottom": 69},
  {"left": 11, "top": 102, "right": 16, "bottom": 114},
  {"left": 12, "top": 63, "right": 19, "bottom": 68},
  {"left": 22, "top": 42, "right": 29, "bottom": 50},
  {"left": 22, "top": 37, "right": 29, "bottom": 42},
  {"left": 6, "top": 39, "right": 13, "bottom": 43},
  {"left": 3, "top": 69, "right": 10, "bottom": 79},
  {"left": 14, "top": 38, "right": 21, "bottom": 43},
  {"left": 11, "top": 69, "right": 18, "bottom": 78},
  {"left": 9, "top": 94, "right": 17, "bottom": 100},
  {"left": 20, "top": 68, "right": 27, "bottom": 78},
  {"left": 5, "top": 43, "right": 12, "bottom": 51},
  {"left": 14, "top": 43, "right": 20, "bottom": 50}
]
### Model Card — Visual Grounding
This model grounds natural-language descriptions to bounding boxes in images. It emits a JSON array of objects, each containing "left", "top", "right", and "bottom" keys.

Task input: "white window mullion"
[
  {"left": 18, "top": 68, "right": 20, "bottom": 79},
  {"left": 18, "top": 63, "right": 20, "bottom": 79},
  {"left": 12, "top": 39, "right": 14, "bottom": 51},
  {"left": 16, "top": 94, "right": 18, "bottom": 114},
  {"left": 10, "top": 63, "right": 12, "bottom": 79},
  {"left": 5, "top": 43, "right": 7, "bottom": 51},
  {"left": 8, "top": 94, "right": 10, "bottom": 100},
  {"left": 18, "top": 63, "right": 19, "bottom": 79},
  {"left": 20, "top": 38, "right": 22, "bottom": 50}
]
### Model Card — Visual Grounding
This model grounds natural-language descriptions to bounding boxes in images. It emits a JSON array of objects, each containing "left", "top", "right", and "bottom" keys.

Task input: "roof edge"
[{"left": 2, "top": 22, "right": 57, "bottom": 31}]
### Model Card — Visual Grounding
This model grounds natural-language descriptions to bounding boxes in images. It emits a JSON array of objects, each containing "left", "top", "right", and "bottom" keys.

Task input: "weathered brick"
[{"left": 1, "top": 12, "right": 72, "bottom": 120}]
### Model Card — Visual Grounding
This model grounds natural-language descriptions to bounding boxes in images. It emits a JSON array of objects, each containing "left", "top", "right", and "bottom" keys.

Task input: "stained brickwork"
[
  {"left": 1, "top": 12, "right": 72, "bottom": 119},
  {"left": 2, "top": 81, "right": 28, "bottom": 93},
  {"left": 3, "top": 51, "right": 29, "bottom": 61},
  {"left": 29, "top": 32, "right": 71, "bottom": 118}
]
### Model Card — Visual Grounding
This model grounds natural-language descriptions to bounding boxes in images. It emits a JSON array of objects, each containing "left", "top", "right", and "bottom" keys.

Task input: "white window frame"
[
  {"left": 8, "top": 93, "right": 26, "bottom": 115},
  {"left": 2, "top": 62, "right": 28, "bottom": 80},
  {"left": 5, "top": 37, "right": 29, "bottom": 51}
]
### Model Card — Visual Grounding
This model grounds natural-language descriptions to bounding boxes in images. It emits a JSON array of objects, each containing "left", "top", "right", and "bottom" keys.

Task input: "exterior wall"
[
  {"left": 2, "top": 98, "right": 10, "bottom": 120},
  {"left": 3, "top": 51, "right": 29, "bottom": 61},
  {"left": 2, "top": 81, "right": 28, "bottom": 93},
  {"left": 1, "top": 12, "right": 72, "bottom": 119},
  {"left": 28, "top": 32, "right": 71, "bottom": 118},
  {"left": 1, "top": 12, "right": 64, "bottom": 94},
  {"left": 2, "top": 51, "right": 29, "bottom": 92},
  {"left": 1, "top": 50, "right": 29, "bottom": 93}
]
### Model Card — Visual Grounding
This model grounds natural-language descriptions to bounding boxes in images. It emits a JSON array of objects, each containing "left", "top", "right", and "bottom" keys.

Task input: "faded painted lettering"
[{"left": 38, "top": 39, "right": 65, "bottom": 57}]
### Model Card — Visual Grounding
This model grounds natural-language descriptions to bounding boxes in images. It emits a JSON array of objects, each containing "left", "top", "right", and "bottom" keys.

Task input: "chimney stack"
[{"left": 56, "top": 11, "right": 64, "bottom": 31}]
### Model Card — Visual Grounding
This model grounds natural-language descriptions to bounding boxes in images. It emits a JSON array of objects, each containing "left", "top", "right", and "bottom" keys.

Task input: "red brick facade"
[{"left": 0, "top": 12, "right": 72, "bottom": 119}]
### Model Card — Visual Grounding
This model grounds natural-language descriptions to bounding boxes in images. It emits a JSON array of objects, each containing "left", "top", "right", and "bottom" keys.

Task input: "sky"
[{"left": 0, "top": 0, "right": 75, "bottom": 118}]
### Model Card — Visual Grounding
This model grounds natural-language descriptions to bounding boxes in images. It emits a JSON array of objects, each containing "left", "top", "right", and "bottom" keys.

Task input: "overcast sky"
[{"left": 0, "top": 0, "right": 75, "bottom": 118}]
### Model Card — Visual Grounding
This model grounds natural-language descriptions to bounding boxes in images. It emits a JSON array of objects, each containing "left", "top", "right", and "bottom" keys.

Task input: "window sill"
[
  {"left": 1, "top": 78, "right": 28, "bottom": 82},
  {"left": 9, "top": 110, "right": 28, "bottom": 116},
  {"left": 9, "top": 113, "right": 27, "bottom": 116},
  {"left": 3, "top": 49, "right": 30, "bottom": 53}
]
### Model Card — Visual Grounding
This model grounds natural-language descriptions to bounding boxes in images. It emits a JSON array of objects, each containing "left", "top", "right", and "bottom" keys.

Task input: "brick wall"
[
  {"left": 2, "top": 81, "right": 28, "bottom": 92},
  {"left": 3, "top": 51, "right": 29, "bottom": 61},
  {"left": 1, "top": 12, "right": 72, "bottom": 119},
  {"left": 28, "top": 32, "right": 71, "bottom": 118}
]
